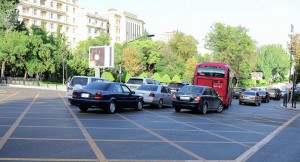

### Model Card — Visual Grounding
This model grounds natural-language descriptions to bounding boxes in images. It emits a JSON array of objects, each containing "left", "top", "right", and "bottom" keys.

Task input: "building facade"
[
  {"left": 17, "top": 1, "right": 146, "bottom": 48},
  {"left": 103, "top": 8, "right": 145, "bottom": 44},
  {"left": 76, "top": 8, "right": 108, "bottom": 43},
  {"left": 17, "top": 0, "right": 79, "bottom": 48}
]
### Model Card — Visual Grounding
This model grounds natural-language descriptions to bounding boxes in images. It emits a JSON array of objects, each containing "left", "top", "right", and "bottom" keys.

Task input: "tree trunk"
[{"left": 1, "top": 61, "right": 6, "bottom": 77}]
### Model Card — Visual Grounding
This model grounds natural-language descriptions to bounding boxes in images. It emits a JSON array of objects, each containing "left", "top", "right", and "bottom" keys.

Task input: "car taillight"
[
  {"left": 149, "top": 92, "right": 155, "bottom": 97},
  {"left": 172, "top": 93, "right": 176, "bottom": 99},
  {"left": 94, "top": 92, "right": 103, "bottom": 99},
  {"left": 250, "top": 97, "right": 255, "bottom": 100},
  {"left": 240, "top": 95, "right": 244, "bottom": 99},
  {"left": 194, "top": 96, "right": 201, "bottom": 101},
  {"left": 72, "top": 91, "right": 77, "bottom": 97}
]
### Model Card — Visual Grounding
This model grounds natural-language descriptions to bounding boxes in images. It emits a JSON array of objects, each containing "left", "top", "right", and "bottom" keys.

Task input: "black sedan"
[
  {"left": 172, "top": 85, "right": 223, "bottom": 114},
  {"left": 257, "top": 90, "right": 270, "bottom": 103},
  {"left": 71, "top": 82, "right": 143, "bottom": 113}
]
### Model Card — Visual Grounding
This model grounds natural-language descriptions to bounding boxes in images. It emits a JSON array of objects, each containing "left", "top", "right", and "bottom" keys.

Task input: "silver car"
[
  {"left": 135, "top": 84, "right": 173, "bottom": 108},
  {"left": 239, "top": 90, "right": 261, "bottom": 106}
]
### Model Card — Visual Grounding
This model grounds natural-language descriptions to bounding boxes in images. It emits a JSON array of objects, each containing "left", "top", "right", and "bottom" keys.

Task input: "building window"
[
  {"left": 50, "top": 13, "right": 54, "bottom": 19},
  {"left": 73, "top": 7, "right": 76, "bottom": 13},
  {"left": 51, "top": 2, "right": 54, "bottom": 7},
  {"left": 73, "top": 18, "right": 76, "bottom": 24},
  {"left": 50, "top": 23, "right": 54, "bottom": 29},
  {"left": 88, "top": 19, "right": 91, "bottom": 24},
  {"left": 33, "top": 0, "right": 37, "bottom": 3},
  {"left": 33, "top": 9, "right": 37, "bottom": 15},
  {"left": 40, "top": 0, "right": 45, "bottom": 5},
  {"left": 66, "top": 27, "right": 69, "bottom": 33},
  {"left": 33, "top": 20, "right": 37, "bottom": 25},
  {"left": 73, "top": 28, "right": 75, "bottom": 33},
  {"left": 66, "top": 6, "right": 69, "bottom": 12}
]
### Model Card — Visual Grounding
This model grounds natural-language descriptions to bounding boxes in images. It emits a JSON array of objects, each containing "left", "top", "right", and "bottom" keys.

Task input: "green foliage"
[
  {"left": 169, "top": 31, "right": 198, "bottom": 60},
  {"left": 101, "top": 71, "right": 115, "bottom": 82},
  {"left": 172, "top": 74, "right": 181, "bottom": 82},
  {"left": 257, "top": 79, "right": 267, "bottom": 85},
  {"left": 161, "top": 74, "right": 172, "bottom": 84},
  {"left": 238, "top": 79, "right": 256, "bottom": 88},
  {"left": 139, "top": 72, "right": 147, "bottom": 78},
  {"left": 205, "top": 23, "right": 256, "bottom": 79},
  {"left": 256, "top": 44, "right": 289, "bottom": 83},
  {"left": 0, "top": 0, "right": 20, "bottom": 30},
  {"left": 151, "top": 72, "right": 162, "bottom": 82},
  {"left": 183, "top": 57, "right": 197, "bottom": 82}
]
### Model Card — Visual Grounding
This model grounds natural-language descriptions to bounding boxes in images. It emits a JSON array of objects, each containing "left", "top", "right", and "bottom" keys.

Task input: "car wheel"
[
  {"left": 157, "top": 99, "right": 163, "bottom": 109},
  {"left": 135, "top": 99, "right": 143, "bottom": 111},
  {"left": 79, "top": 106, "right": 88, "bottom": 112},
  {"left": 255, "top": 101, "right": 259, "bottom": 106},
  {"left": 107, "top": 101, "right": 116, "bottom": 114},
  {"left": 217, "top": 103, "right": 224, "bottom": 113},
  {"left": 174, "top": 106, "right": 181, "bottom": 112},
  {"left": 202, "top": 103, "right": 208, "bottom": 114}
]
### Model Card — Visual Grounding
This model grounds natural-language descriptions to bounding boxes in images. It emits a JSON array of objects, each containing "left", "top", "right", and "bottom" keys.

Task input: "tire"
[
  {"left": 174, "top": 106, "right": 181, "bottom": 112},
  {"left": 255, "top": 101, "right": 259, "bottom": 106},
  {"left": 157, "top": 99, "right": 163, "bottom": 109},
  {"left": 79, "top": 106, "right": 88, "bottom": 112},
  {"left": 107, "top": 100, "right": 116, "bottom": 114},
  {"left": 217, "top": 103, "right": 224, "bottom": 113},
  {"left": 135, "top": 99, "right": 143, "bottom": 111},
  {"left": 202, "top": 103, "right": 208, "bottom": 114}
]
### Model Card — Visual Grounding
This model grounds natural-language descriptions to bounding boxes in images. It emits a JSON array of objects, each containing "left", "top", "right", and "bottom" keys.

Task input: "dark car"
[
  {"left": 257, "top": 90, "right": 270, "bottom": 103},
  {"left": 71, "top": 82, "right": 143, "bottom": 113},
  {"left": 172, "top": 85, "right": 223, "bottom": 114},
  {"left": 167, "top": 82, "right": 189, "bottom": 93},
  {"left": 233, "top": 87, "right": 246, "bottom": 99},
  {"left": 267, "top": 88, "right": 281, "bottom": 100},
  {"left": 239, "top": 90, "right": 261, "bottom": 106}
]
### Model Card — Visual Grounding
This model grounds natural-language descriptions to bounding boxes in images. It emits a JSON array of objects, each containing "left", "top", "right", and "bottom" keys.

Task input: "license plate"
[
  {"left": 180, "top": 96, "right": 190, "bottom": 100},
  {"left": 81, "top": 93, "right": 90, "bottom": 98}
]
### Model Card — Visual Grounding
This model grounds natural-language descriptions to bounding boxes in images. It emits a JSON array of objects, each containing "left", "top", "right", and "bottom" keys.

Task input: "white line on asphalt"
[{"left": 235, "top": 112, "right": 300, "bottom": 161}]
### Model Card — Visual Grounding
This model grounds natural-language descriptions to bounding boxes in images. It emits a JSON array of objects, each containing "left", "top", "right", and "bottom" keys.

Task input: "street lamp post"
[{"left": 119, "top": 34, "right": 155, "bottom": 83}]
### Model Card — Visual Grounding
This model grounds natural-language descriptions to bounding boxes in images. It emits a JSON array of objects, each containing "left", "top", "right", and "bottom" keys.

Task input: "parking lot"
[{"left": 0, "top": 86, "right": 299, "bottom": 162}]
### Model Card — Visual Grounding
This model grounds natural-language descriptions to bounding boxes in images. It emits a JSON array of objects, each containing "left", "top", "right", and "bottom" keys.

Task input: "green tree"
[
  {"left": 183, "top": 57, "right": 197, "bottom": 82},
  {"left": 161, "top": 74, "right": 172, "bottom": 84},
  {"left": 0, "top": 0, "right": 20, "bottom": 30},
  {"left": 256, "top": 44, "right": 290, "bottom": 82},
  {"left": 172, "top": 74, "right": 181, "bottom": 82},
  {"left": 134, "top": 39, "right": 158, "bottom": 73},
  {"left": 0, "top": 30, "right": 29, "bottom": 77},
  {"left": 151, "top": 72, "right": 162, "bottom": 82},
  {"left": 101, "top": 71, "right": 115, "bottom": 81},
  {"left": 169, "top": 31, "right": 198, "bottom": 60},
  {"left": 139, "top": 72, "right": 147, "bottom": 78},
  {"left": 122, "top": 46, "right": 141, "bottom": 76},
  {"left": 205, "top": 23, "right": 256, "bottom": 80}
]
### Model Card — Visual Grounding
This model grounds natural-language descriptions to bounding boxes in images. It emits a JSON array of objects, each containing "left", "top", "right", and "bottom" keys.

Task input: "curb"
[
  {"left": 277, "top": 104, "right": 300, "bottom": 112},
  {"left": 7, "top": 84, "right": 66, "bottom": 92}
]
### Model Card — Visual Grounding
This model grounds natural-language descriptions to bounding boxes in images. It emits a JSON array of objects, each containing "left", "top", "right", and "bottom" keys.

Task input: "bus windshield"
[{"left": 197, "top": 66, "right": 225, "bottom": 77}]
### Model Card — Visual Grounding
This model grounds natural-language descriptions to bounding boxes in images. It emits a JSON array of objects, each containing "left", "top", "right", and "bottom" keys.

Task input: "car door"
[
  {"left": 121, "top": 84, "right": 136, "bottom": 108},
  {"left": 161, "top": 86, "right": 172, "bottom": 106},
  {"left": 211, "top": 88, "right": 221, "bottom": 108},
  {"left": 203, "top": 87, "right": 214, "bottom": 109}
]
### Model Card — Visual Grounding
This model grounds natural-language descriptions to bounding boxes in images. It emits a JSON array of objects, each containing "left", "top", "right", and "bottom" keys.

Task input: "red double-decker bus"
[{"left": 193, "top": 62, "right": 235, "bottom": 108}]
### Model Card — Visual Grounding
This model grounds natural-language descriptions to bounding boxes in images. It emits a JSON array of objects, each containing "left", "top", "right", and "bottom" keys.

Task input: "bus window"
[{"left": 197, "top": 67, "right": 225, "bottom": 77}]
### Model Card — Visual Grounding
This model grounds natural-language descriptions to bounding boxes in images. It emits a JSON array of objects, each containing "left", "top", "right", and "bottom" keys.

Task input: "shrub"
[
  {"left": 257, "top": 79, "right": 267, "bottom": 86},
  {"left": 138, "top": 72, "right": 147, "bottom": 78},
  {"left": 239, "top": 79, "right": 256, "bottom": 88},
  {"left": 161, "top": 74, "right": 172, "bottom": 84},
  {"left": 172, "top": 74, "right": 181, "bottom": 82},
  {"left": 151, "top": 73, "right": 162, "bottom": 82},
  {"left": 101, "top": 72, "right": 115, "bottom": 82}
]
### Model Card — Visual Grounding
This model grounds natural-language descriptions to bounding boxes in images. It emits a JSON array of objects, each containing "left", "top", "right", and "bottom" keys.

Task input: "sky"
[{"left": 77, "top": 0, "right": 300, "bottom": 50}]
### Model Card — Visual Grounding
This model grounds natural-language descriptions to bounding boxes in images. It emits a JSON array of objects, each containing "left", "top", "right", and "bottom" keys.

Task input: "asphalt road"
[{"left": 0, "top": 86, "right": 299, "bottom": 162}]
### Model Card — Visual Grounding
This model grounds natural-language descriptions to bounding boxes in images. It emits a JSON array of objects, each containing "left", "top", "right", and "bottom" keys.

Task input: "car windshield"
[
  {"left": 136, "top": 85, "right": 158, "bottom": 91},
  {"left": 197, "top": 66, "right": 225, "bottom": 77},
  {"left": 179, "top": 86, "right": 204, "bottom": 93},
  {"left": 84, "top": 82, "right": 111, "bottom": 91},
  {"left": 127, "top": 78, "right": 143, "bottom": 85},
  {"left": 243, "top": 91, "right": 255, "bottom": 95},
  {"left": 257, "top": 91, "right": 266, "bottom": 95},
  {"left": 71, "top": 77, "right": 88, "bottom": 86}
]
